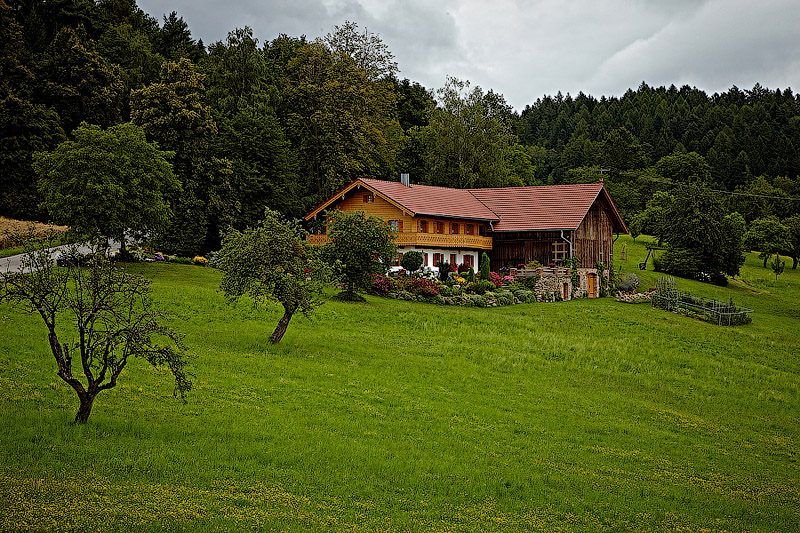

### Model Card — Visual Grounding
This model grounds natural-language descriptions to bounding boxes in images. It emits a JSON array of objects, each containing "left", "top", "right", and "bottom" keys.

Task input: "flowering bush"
[
  {"left": 193, "top": 255, "right": 208, "bottom": 266},
  {"left": 616, "top": 273, "right": 641, "bottom": 293},
  {"left": 372, "top": 274, "right": 394, "bottom": 294},
  {"left": 154, "top": 252, "right": 165, "bottom": 261},
  {"left": 410, "top": 277, "right": 440, "bottom": 296},
  {"left": 501, "top": 275, "right": 515, "bottom": 285},
  {"left": 454, "top": 276, "right": 467, "bottom": 284},
  {"left": 489, "top": 271, "right": 502, "bottom": 287}
]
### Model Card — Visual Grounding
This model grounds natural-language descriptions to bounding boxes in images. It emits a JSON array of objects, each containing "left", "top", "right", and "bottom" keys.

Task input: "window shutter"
[
  {"left": 450, "top": 254, "right": 457, "bottom": 265},
  {"left": 424, "top": 253, "right": 428, "bottom": 266},
  {"left": 398, "top": 220, "right": 403, "bottom": 232}
]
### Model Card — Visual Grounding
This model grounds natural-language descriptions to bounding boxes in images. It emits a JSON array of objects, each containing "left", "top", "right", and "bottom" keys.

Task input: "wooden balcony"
[
  {"left": 395, "top": 232, "right": 493, "bottom": 250},
  {"left": 307, "top": 232, "right": 492, "bottom": 250}
]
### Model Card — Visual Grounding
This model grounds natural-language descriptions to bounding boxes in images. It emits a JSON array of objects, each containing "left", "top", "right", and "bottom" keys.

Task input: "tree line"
[{"left": 2, "top": 0, "right": 800, "bottom": 278}]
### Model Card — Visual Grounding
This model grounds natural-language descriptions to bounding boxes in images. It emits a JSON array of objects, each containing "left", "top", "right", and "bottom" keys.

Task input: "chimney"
[{"left": 400, "top": 173, "right": 410, "bottom": 187}]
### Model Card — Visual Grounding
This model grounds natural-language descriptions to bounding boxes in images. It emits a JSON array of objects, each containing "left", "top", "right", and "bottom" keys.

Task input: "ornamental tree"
[
  {"left": 323, "top": 209, "right": 397, "bottom": 300},
  {"left": 0, "top": 235, "right": 191, "bottom": 423},
  {"left": 217, "top": 209, "right": 332, "bottom": 344}
]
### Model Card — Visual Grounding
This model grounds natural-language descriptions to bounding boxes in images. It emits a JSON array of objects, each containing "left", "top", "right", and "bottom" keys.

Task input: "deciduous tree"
[
  {"left": 33, "top": 122, "right": 178, "bottom": 252},
  {"left": 0, "top": 238, "right": 191, "bottom": 423},
  {"left": 217, "top": 209, "right": 332, "bottom": 344},
  {"left": 323, "top": 209, "right": 397, "bottom": 300},
  {"left": 744, "top": 217, "right": 791, "bottom": 268}
]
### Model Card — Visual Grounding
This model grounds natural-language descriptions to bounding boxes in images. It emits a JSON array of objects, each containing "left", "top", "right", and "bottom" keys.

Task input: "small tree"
[
  {"left": 400, "top": 250, "right": 423, "bottom": 272},
  {"left": 0, "top": 234, "right": 191, "bottom": 423},
  {"left": 744, "top": 217, "right": 791, "bottom": 268},
  {"left": 771, "top": 253, "right": 785, "bottom": 281},
  {"left": 479, "top": 252, "right": 491, "bottom": 281},
  {"left": 218, "top": 209, "right": 332, "bottom": 344},
  {"left": 324, "top": 210, "right": 397, "bottom": 300}
]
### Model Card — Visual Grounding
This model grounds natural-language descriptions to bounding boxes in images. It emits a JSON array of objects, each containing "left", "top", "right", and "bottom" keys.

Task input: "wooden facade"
[{"left": 306, "top": 179, "right": 627, "bottom": 271}]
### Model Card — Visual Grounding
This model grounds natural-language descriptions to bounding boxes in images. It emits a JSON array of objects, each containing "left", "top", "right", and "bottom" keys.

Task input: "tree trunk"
[
  {"left": 792, "top": 256, "right": 798, "bottom": 270},
  {"left": 269, "top": 309, "right": 294, "bottom": 344},
  {"left": 74, "top": 394, "right": 95, "bottom": 424}
]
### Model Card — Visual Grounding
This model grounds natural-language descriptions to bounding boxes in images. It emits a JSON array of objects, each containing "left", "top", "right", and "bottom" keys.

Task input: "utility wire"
[{"left": 597, "top": 168, "right": 800, "bottom": 202}]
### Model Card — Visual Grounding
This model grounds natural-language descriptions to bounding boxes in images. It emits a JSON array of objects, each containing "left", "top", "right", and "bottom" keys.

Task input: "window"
[
  {"left": 478, "top": 225, "right": 486, "bottom": 236},
  {"left": 553, "top": 242, "right": 568, "bottom": 261},
  {"left": 363, "top": 193, "right": 374, "bottom": 203},
  {"left": 465, "top": 224, "right": 473, "bottom": 235},
  {"left": 435, "top": 221, "right": 444, "bottom": 234},
  {"left": 463, "top": 254, "right": 474, "bottom": 268},
  {"left": 419, "top": 220, "right": 428, "bottom": 233},
  {"left": 393, "top": 253, "right": 403, "bottom": 266},
  {"left": 389, "top": 220, "right": 399, "bottom": 232},
  {"left": 451, "top": 222, "right": 459, "bottom": 234},
  {"left": 433, "top": 253, "right": 444, "bottom": 267},
  {"left": 424, "top": 253, "right": 429, "bottom": 266}
]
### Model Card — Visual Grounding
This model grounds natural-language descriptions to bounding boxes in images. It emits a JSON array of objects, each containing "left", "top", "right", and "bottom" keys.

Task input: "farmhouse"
[{"left": 305, "top": 177, "right": 628, "bottom": 298}]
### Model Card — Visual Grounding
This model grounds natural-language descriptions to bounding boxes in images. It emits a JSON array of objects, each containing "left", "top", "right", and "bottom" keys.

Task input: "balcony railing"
[{"left": 307, "top": 232, "right": 492, "bottom": 250}]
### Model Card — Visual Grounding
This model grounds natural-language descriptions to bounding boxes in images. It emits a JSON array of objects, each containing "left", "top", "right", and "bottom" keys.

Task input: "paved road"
[{"left": 1, "top": 243, "right": 114, "bottom": 273}]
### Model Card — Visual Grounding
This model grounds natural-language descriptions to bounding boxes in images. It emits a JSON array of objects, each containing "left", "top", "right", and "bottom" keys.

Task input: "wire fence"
[{"left": 651, "top": 277, "right": 753, "bottom": 326}]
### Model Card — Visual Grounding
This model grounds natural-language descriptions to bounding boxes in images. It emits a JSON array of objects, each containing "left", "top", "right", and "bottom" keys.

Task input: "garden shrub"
[
  {"left": 372, "top": 274, "right": 394, "bottom": 294},
  {"left": 496, "top": 291, "right": 514, "bottom": 306},
  {"left": 517, "top": 275, "right": 540, "bottom": 291},
  {"left": 438, "top": 261, "right": 453, "bottom": 281},
  {"left": 479, "top": 252, "right": 491, "bottom": 280},
  {"left": 467, "top": 267, "right": 475, "bottom": 283},
  {"left": 616, "top": 273, "right": 640, "bottom": 293},
  {"left": 512, "top": 289, "right": 533, "bottom": 303},
  {"left": 469, "top": 294, "right": 487, "bottom": 308},
  {"left": 400, "top": 250, "right": 423, "bottom": 272},
  {"left": 429, "top": 294, "right": 446, "bottom": 305},
  {"left": 469, "top": 280, "right": 495, "bottom": 295},
  {"left": 410, "top": 278, "right": 440, "bottom": 296},
  {"left": 193, "top": 255, "right": 208, "bottom": 266}
]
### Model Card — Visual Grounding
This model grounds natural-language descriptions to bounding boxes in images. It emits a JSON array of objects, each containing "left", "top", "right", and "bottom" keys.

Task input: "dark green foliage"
[
  {"left": 34, "top": 25, "right": 125, "bottom": 133},
  {"left": 131, "top": 58, "right": 234, "bottom": 255},
  {"left": 660, "top": 247, "right": 702, "bottom": 279},
  {"left": 519, "top": 83, "right": 800, "bottom": 189},
  {"left": 400, "top": 250, "right": 423, "bottom": 272},
  {"left": 33, "top": 122, "right": 178, "bottom": 249},
  {"left": 438, "top": 261, "right": 452, "bottom": 281},
  {"left": 784, "top": 214, "right": 800, "bottom": 269},
  {"left": 479, "top": 252, "right": 491, "bottom": 281},
  {"left": 661, "top": 184, "right": 745, "bottom": 280}
]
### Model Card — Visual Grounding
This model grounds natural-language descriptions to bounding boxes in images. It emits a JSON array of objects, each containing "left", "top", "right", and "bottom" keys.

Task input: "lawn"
[{"left": 1, "top": 235, "right": 798, "bottom": 531}]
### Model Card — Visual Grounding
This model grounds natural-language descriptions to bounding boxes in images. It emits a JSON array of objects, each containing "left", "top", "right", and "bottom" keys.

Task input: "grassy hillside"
[{"left": 1, "top": 236, "right": 798, "bottom": 532}]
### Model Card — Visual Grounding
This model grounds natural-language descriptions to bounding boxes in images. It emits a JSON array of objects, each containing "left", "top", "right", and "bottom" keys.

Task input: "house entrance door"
[{"left": 587, "top": 274, "right": 595, "bottom": 298}]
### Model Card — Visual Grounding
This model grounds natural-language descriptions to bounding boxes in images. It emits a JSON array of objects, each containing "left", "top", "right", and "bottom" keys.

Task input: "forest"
[{"left": 2, "top": 0, "right": 800, "bottom": 267}]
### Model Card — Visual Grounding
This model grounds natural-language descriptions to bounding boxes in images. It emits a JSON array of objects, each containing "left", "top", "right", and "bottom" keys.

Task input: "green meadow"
[{"left": 1, "top": 235, "right": 798, "bottom": 532}]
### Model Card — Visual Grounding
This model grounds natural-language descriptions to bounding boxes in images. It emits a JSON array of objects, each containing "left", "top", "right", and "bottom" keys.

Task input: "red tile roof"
[
  {"left": 360, "top": 178, "right": 499, "bottom": 221},
  {"left": 306, "top": 178, "right": 628, "bottom": 234},
  {"left": 469, "top": 183, "right": 626, "bottom": 232}
]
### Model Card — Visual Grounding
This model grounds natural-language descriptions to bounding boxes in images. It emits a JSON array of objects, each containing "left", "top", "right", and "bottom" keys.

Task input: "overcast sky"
[{"left": 136, "top": 0, "right": 800, "bottom": 111}]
